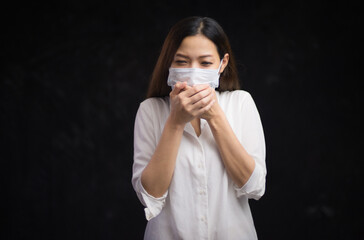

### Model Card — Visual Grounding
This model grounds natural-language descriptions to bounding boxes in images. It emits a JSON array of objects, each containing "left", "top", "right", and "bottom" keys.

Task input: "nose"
[{"left": 190, "top": 61, "right": 199, "bottom": 68}]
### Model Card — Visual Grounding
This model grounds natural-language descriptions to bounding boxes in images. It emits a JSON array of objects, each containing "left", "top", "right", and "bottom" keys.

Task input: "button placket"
[{"left": 195, "top": 136, "right": 209, "bottom": 238}]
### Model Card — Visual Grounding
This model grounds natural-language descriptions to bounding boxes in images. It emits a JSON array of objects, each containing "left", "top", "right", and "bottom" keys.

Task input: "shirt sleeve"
[
  {"left": 233, "top": 92, "right": 266, "bottom": 200},
  {"left": 131, "top": 99, "right": 168, "bottom": 220}
]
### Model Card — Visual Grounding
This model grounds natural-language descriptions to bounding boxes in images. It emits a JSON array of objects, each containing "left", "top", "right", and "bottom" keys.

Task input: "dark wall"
[{"left": 1, "top": 1, "right": 362, "bottom": 239}]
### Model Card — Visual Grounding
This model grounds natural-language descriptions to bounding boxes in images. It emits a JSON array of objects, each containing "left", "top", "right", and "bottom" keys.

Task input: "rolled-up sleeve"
[
  {"left": 233, "top": 92, "right": 266, "bottom": 200},
  {"left": 234, "top": 162, "right": 266, "bottom": 200},
  {"left": 131, "top": 100, "right": 168, "bottom": 220}
]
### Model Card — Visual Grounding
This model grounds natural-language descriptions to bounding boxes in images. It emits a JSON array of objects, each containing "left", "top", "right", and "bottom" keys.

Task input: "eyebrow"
[
  {"left": 175, "top": 53, "right": 190, "bottom": 59},
  {"left": 175, "top": 53, "right": 214, "bottom": 59}
]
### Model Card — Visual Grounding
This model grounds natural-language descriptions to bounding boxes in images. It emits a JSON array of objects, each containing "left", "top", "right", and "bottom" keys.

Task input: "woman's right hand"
[{"left": 168, "top": 82, "right": 215, "bottom": 127}]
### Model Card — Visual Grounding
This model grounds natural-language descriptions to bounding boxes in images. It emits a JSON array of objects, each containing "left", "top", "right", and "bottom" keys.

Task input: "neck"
[{"left": 191, "top": 118, "right": 201, "bottom": 137}]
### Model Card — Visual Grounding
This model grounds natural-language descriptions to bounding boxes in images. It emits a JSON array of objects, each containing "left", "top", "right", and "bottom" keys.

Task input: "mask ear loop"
[{"left": 217, "top": 59, "right": 224, "bottom": 74}]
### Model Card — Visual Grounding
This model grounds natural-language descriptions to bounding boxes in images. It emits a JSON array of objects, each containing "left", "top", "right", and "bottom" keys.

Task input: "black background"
[{"left": 1, "top": 0, "right": 362, "bottom": 239}]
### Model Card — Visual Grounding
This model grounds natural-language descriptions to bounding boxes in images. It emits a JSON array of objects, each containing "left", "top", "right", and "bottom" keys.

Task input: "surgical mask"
[{"left": 167, "top": 60, "right": 223, "bottom": 89}]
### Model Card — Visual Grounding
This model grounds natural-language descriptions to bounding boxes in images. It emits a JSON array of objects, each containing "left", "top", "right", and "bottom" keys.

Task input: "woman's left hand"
[{"left": 200, "top": 88, "right": 222, "bottom": 121}]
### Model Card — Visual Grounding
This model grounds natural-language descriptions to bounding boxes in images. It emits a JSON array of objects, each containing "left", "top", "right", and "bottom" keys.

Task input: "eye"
[
  {"left": 201, "top": 61, "right": 213, "bottom": 66},
  {"left": 175, "top": 60, "right": 188, "bottom": 65}
]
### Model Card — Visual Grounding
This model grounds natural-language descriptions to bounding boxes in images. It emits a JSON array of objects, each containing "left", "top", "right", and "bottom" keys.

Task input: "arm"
[
  {"left": 141, "top": 82, "right": 215, "bottom": 197},
  {"left": 140, "top": 117, "right": 184, "bottom": 197},
  {"left": 202, "top": 91, "right": 265, "bottom": 190},
  {"left": 205, "top": 104, "right": 255, "bottom": 188}
]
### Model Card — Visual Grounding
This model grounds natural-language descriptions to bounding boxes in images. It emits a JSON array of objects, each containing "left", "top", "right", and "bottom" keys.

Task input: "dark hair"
[{"left": 147, "top": 16, "right": 240, "bottom": 98}]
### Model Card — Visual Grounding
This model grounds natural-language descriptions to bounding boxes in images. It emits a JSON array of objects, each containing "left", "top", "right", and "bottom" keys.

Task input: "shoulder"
[
  {"left": 137, "top": 97, "right": 170, "bottom": 121},
  {"left": 139, "top": 97, "right": 169, "bottom": 111},
  {"left": 217, "top": 90, "right": 254, "bottom": 108},
  {"left": 218, "top": 90, "right": 263, "bottom": 133}
]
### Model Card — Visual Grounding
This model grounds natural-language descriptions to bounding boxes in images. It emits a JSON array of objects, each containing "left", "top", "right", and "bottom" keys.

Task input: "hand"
[
  {"left": 169, "top": 82, "right": 215, "bottom": 126},
  {"left": 200, "top": 88, "right": 222, "bottom": 121}
]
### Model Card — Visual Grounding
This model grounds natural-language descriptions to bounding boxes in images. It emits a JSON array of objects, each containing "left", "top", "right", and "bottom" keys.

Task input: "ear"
[{"left": 219, "top": 53, "right": 229, "bottom": 74}]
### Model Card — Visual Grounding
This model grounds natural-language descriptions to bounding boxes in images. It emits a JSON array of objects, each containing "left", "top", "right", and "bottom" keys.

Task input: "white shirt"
[{"left": 132, "top": 90, "right": 266, "bottom": 240}]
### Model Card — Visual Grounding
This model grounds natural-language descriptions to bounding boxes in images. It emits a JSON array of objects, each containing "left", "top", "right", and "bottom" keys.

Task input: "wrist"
[
  {"left": 166, "top": 115, "right": 186, "bottom": 132},
  {"left": 207, "top": 108, "right": 226, "bottom": 130}
]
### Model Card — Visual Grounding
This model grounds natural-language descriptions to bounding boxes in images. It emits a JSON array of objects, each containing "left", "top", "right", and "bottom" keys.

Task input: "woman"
[{"left": 132, "top": 16, "right": 266, "bottom": 240}]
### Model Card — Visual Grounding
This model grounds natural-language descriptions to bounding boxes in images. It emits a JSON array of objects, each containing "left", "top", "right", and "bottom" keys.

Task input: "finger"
[
  {"left": 177, "top": 85, "right": 211, "bottom": 110},
  {"left": 195, "top": 92, "right": 214, "bottom": 109},
  {"left": 204, "top": 99, "right": 216, "bottom": 111},
  {"left": 190, "top": 84, "right": 210, "bottom": 97},
  {"left": 185, "top": 91, "right": 213, "bottom": 115},
  {"left": 178, "top": 84, "right": 209, "bottom": 100},
  {"left": 190, "top": 87, "right": 213, "bottom": 105},
  {"left": 170, "top": 82, "right": 187, "bottom": 96},
  {"left": 196, "top": 99, "right": 216, "bottom": 116}
]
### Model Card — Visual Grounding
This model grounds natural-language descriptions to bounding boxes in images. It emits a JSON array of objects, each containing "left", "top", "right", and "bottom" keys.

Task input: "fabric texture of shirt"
[{"left": 132, "top": 90, "right": 266, "bottom": 240}]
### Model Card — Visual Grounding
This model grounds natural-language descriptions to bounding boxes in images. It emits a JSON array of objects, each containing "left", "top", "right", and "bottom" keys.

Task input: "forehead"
[{"left": 176, "top": 34, "right": 219, "bottom": 57}]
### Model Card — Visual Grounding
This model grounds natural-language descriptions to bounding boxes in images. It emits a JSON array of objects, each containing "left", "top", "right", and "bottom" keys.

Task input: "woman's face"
[{"left": 171, "top": 34, "right": 229, "bottom": 73}]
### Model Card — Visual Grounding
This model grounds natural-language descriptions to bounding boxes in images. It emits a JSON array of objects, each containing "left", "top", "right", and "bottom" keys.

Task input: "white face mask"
[{"left": 167, "top": 60, "right": 223, "bottom": 89}]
